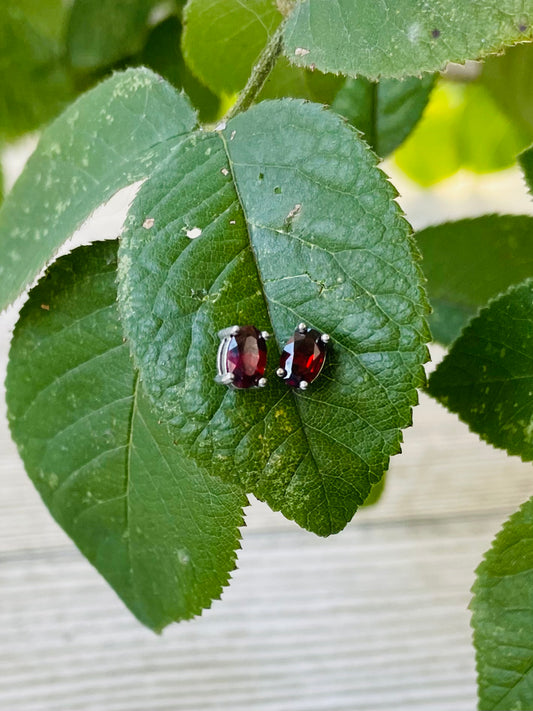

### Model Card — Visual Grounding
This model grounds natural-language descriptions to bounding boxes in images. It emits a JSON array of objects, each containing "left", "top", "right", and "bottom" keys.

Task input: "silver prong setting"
[
  {"left": 299, "top": 380, "right": 309, "bottom": 390},
  {"left": 320, "top": 333, "right": 330, "bottom": 343},
  {"left": 215, "top": 372, "right": 235, "bottom": 385},
  {"left": 276, "top": 367, "right": 286, "bottom": 378},
  {"left": 257, "top": 377, "right": 267, "bottom": 388},
  {"left": 297, "top": 322, "right": 307, "bottom": 333},
  {"left": 215, "top": 330, "right": 234, "bottom": 387},
  {"left": 217, "top": 325, "right": 240, "bottom": 339}
]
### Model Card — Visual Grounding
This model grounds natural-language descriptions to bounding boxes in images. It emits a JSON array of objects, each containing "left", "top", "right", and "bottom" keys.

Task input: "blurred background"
[
  {"left": 2, "top": 2, "right": 533, "bottom": 710},
  {"left": 3, "top": 0, "right": 533, "bottom": 196}
]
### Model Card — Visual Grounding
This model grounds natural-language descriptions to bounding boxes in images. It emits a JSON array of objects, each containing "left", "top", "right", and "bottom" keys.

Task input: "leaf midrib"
[
  {"left": 222, "top": 150, "right": 416, "bottom": 426},
  {"left": 219, "top": 129, "right": 334, "bottom": 531},
  {"left": 18, "top": 342, "right": 126, "bottom": 421},
  {"left": 125, "top": 370, "right": 140, "bottom": 609}
]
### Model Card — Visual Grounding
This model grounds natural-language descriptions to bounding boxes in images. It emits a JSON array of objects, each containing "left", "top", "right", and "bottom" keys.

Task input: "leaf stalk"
[{"left": 224, "top": 20, "right": 286, "bottom": 121}]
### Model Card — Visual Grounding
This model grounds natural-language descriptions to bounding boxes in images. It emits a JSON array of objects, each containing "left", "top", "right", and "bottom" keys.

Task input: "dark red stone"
[
  {"left": 279, "top": 328, "right": 326, "bottom": 388},
  {"left": 226, "top": 325, "right": 267, "bottom": 389}
]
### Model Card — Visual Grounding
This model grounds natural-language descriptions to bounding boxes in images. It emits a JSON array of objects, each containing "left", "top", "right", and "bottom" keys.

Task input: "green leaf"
[
  {"left": 472, "top": 496, "right": 533, "bottom": 710},
  {"left": 429, "top": 279, "right": 533, "bottom": 462},
  {"left": 147, "top": 14, "right": 342, "bottom": 117},
  {"left": 118, "top": 99, "right": 429, "bottom": 537},
  {"left": 15, "top": 0, "right": 66, "bottom": 41},
  {"left": 520, "top": 145, "right": 533, "bottom": 195},
  {"left": 259, "top": 56, "right": 343, "bottom": 104},
  {"left": 67, "top": 0, "right": 159, "bottom": 70},
  {"left": 332, "top": 75, "right": 435, "bottom": 157},
  {"left": 182, "top": 0, "right": 282, "bottom": 95},
  {"left": 483, "top": 43, "right": 533, "bottom": 139},
  {"left": 0, "top": 2, "right": 73, "bottom": 139},
  {"left": 361, "top": 473, "right": 386, "bottom": 507},
  {"left": 6, "top": 241, "right": 246, "bottom": 631},
  {"left": 284, "top": 0, "right": 533, "bottom": 79},
  {"left": 0, "top": 68, "right": 197, "bottom": 312},
  {"left": 140, "top": 16, "right": 221, "bottom": 123},
  {"left": 418, "top": 215, "right": 533, "bottom": 346},
  {"left": 163, "top": 1, "right": 343, "bottom": 107}
]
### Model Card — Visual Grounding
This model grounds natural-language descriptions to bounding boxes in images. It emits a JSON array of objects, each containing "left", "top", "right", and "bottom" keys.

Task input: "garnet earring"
[
  {"left": 215, "top": 325, "right": 269, "bottom": 389},
  {"left": 277, "top": 323, "right": 329, "bottom": 390}
]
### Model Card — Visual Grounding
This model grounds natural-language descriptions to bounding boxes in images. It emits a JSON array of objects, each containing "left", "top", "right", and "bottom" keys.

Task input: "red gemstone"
[
  {"left": 225, "top": 325, "right": 267, "bottom": 389},
  {"left": 279, "top": 328, "right": 326, "bottom": 388}
]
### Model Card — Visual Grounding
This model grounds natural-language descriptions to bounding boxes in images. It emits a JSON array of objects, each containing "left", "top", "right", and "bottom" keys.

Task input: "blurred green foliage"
[
  {"left": 395, "top": 78, "right": 531, "bottom": 186},
  {"left": 2, "top": 0, "right": 533, "bottom": 193},
  {"left": 482, "top": 43, "right": 533, "bottom": 138},
  {"left": 332, "top": 74, "right": 435, "bottom": 157},
  {"left": 0, "top": 0, "right": 217, "bottom": 142},
  {"left": 67, "top": 0, "right": 162, "bottom": 71},
  {"left": 0, "top": 1, "right": 73, "bottom": 140}
]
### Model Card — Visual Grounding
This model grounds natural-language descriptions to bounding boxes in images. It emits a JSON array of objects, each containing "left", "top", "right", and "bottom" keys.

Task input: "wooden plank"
[{"left": 0, "top": 515, "right": 494, "bottom": 711}]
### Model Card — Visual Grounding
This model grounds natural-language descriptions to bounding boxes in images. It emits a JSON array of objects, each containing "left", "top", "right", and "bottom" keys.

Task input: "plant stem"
[{"left": 224, "top": 21, "right": 286, "bottom": 121}]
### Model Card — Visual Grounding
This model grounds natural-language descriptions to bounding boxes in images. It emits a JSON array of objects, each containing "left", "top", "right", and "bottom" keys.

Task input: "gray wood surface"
[{"left": 1, "top": 166, "right": 533, "bottom": 711}]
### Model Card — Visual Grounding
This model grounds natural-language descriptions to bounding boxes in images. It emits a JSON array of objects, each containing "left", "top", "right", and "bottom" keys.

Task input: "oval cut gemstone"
[
  {"left": 225, "top": 325, "right": 267, "bottom": 389},
  {"left": 279, "top": 328, "right": 326, "bottom": 388}
]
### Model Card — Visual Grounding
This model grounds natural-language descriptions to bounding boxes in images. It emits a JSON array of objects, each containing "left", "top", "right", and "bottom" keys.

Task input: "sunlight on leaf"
[
  {"left": 182, "top": 0, "right": 281, "bottom": 95},
  {"left": 395, "top": 81, "right": 529, "bottom": 186}
]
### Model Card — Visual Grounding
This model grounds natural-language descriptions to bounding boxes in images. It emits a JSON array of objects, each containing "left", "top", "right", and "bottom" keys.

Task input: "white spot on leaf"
[
  {"left": 407, "top": 22, "right": 422, "bottom": 42},
  {"left": 287, "top": 203, "right": 302, "bottom": 220},
  {"left": 178, "top": 549, "right": 190, "bottom": 565},
  {"left": 143, "top": 218, "right": 155, "bottom": 229},
  {"left": 295, "top": 47, "right": 310, "bottom": 56},
  {"left": 186, "top": 227, "right": 202, "bottom": 239}
]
